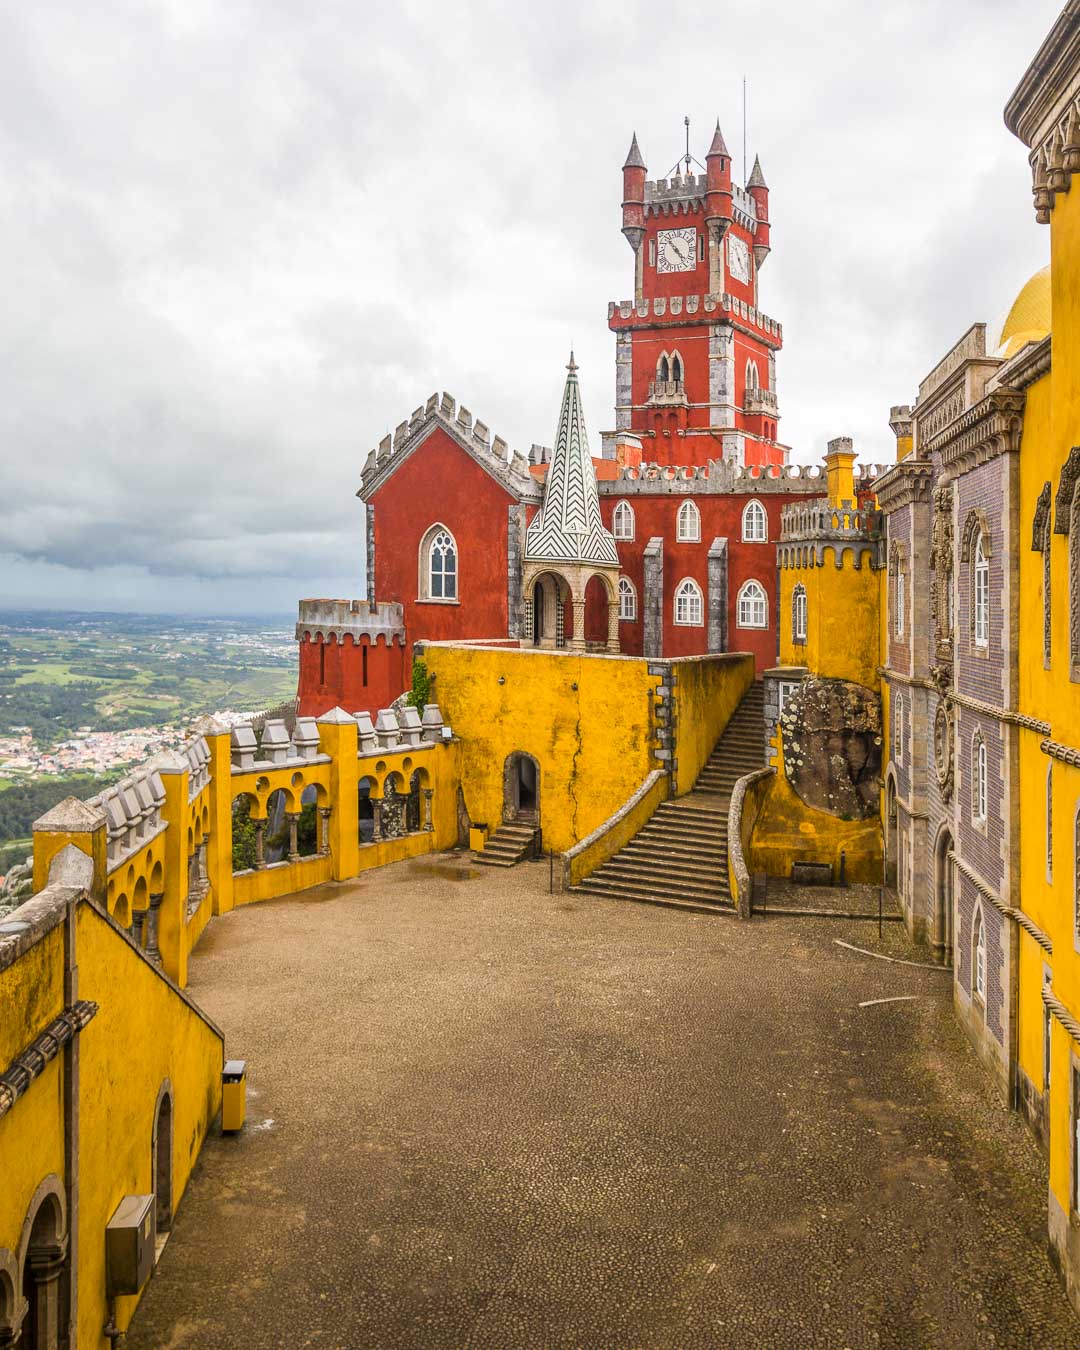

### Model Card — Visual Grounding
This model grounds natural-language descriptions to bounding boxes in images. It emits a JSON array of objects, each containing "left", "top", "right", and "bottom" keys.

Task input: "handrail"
[{"left": 727, "top": 767, "right": 775, "bottom": 919}]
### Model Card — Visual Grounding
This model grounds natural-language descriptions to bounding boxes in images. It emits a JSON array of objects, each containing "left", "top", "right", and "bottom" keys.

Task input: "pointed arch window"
[
  {"left": 1074, "top": 802, "right": 1080, "bottom": 939},
  {"left": 420, "top": 524, "right": 458, "bottom": 602},
  {"left": 894, "top": 693, "right": 904, "bottom": 767},
  {"left": 1046, "top": 763, "right": 1053, "bottom": 884},
  {"left": 792, "top": 583, "right": 807, "bottom": 644},
  {"left": 972, "top": 731, "right": 987, "bottom": 825},
  {"left": 746, "top": 359, "right": 760, "bottom": 391},
  {"left": 676, "top": 500, "right": 700, "bottom": 542},
  {"left": 973, "top": 906, "right": 986, "bottom": 1002},
  {"left": 612, "top": 500, "right": 635, "bottom": 541},
  {"left": 973, "top": 531, "right": 989, "bottom": 647},
  {"left": 737, "top": 579, "right": 768, "bottom": 629},
  {"left": 674, "top": 578, "right": 704, "bottom": 626},
  {"left": 742, "top": 498, "right": 768, "bottom": 543},
  {"left": 657, "top": 353, "right": 670, "bottom": 383},
  {"left": 671, "top": 352, "right": 683, "bottom": 383},
  {"left": 618, "top": 576, "right": 637, "bottom": 621}
]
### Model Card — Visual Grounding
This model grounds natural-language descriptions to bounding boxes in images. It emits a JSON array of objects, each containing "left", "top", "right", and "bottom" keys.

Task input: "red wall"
[
  {"left": 297, "top": 633, "right": 407, "bottom": 718},
  {"left": 371, "top": 426, "right": 516, "bottom": 661}
]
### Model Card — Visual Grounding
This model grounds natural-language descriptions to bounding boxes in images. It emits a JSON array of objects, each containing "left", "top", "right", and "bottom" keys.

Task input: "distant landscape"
[{"left": 0, "top": 610, "right": 298, "bottom": 870}]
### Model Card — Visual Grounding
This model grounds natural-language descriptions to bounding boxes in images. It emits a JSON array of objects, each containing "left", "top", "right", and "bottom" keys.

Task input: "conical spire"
[
  {"left": 708, "top": 120, "right": 730, "bottom": 158},
  {"left": 623, "top": 132, "right": 646, "bottom": 170},
  {"left": 747, "top": 154, "right": 767, "bottom": 189},
  {"left": 524, "top": 356, "right": 619, "bottom": 567}
]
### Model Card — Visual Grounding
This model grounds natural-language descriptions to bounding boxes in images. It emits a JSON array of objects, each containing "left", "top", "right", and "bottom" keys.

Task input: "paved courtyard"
[{"left": 129, "top": 854, "right": 1080, "bottom": 1348}]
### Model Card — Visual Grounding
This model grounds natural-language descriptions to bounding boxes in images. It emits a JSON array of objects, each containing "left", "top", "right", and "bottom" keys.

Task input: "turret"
[
  {"left": 621, "top": 132, "right": 646, "bottom": 252},
  {"left": 704, "top": 120, "right": 733, "bottom": 230},
  {"left": 747, "top": 154, "right": 770, "bottom": 270},
  {"left": 825, "top": 436, "right": 856, "bottom": 509},
  {"left": 889, "top": 405, "right": 914, "bottom": 462}
]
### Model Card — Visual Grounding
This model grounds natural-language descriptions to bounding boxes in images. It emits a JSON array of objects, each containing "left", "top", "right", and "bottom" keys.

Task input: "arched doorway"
[
  {"left": 584, "top": 573, "right": 612, "bottom": 647},
  {"left": 884, "top": 773, "right": 898, "bottom": 889},
  {"left": 503, "top": 752, "right": 540, "bottom": 824},
  {"left": 18, "top": 1179, "right": 66, "bottom": 1350},
  {"left": 529, "top": 573, "right": 563, "bottom": 649},
  {"left": 152, "top": 1083, "right": 173, "bottom": 1236},
  {"left": 933, "top": 828, "right": 955, "bottom": 967}
]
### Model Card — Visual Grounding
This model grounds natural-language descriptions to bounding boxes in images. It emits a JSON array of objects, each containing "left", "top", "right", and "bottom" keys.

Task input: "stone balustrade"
[{"left": 87, "top": 767, "right": 167, "bottom": 869}]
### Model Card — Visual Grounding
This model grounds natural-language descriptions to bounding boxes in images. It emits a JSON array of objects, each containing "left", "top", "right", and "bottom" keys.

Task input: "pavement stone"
[{"left": 127, "top": 853, "right": 1080, "bottom": 1348}]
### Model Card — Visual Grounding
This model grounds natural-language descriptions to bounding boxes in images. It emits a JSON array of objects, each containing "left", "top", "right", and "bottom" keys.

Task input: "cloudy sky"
[{"left": 0, "top": 0, "right": 1059, "bottom": 617}]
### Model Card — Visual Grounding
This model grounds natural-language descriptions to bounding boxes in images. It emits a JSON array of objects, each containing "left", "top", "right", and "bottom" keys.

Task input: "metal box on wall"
[{"left": 105, "top": 1194, "right": 155, "bottom": 1295}]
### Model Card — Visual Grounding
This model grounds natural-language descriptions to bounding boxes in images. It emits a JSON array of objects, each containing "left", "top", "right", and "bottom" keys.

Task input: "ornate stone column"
[
  {"left": 24, "top": 1247, "right": 65, "bottom": 1349},
  {"left": 197, "top": 839, "right": 209, "bottom": 890},
  {"left": 318, "top": 806, "right": 331, "bottom": 857},
  {"left": 422, "top": 789, "right": 434, "bottom": 832},
  {"left": 286, "top": 812, "right": 300, "bottom": 863},
  {"left": 606, "top": 597, "right": 620, "bottom": 653},
  {"left": 570, "top": 599, "right": 587, "bottom": 652},
  {"left": 372, "top": 799, "right": 384, "bottom": 843},
  {"left": 146, "top": 892, "right": 164, "bottom": 965},
  {"left": 132, "top": 910, "right": 146, "bottom": 949},
  {"left": 254, "top": 820, "right": 266, "bottom": 870}
]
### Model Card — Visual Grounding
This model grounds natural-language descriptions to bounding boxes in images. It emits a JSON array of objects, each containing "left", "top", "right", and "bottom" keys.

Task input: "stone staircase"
[
  {"left": 570, "top": 682, "right": 765, "bottom": 915},
  {"left": 473, "top": 819, "right": 540, "bottom": 868}
]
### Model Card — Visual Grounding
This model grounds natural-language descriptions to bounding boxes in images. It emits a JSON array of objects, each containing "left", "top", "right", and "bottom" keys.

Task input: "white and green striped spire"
[{"left": 524, "top": 354, "right": 619, "bottom": 566}]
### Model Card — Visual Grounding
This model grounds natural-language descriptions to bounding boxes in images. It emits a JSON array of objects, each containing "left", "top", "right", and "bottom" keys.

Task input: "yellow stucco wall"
[
  {"left": 779, "top": 547, "right": 881, "bottom": 688},
  {"left": 670, "top": 654, "right": 754, "bottom": 796},
  {"left": 75, "top": 902, "right": 223, "bottom": 1345},
  {"left": 563, "top": 770, "right": 670, "bottom": 888}
]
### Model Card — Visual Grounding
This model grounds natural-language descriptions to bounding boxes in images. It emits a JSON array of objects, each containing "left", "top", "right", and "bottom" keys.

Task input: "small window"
[
  {"left": 1074, "top": 804, "right": 1080, "bottom": 939},
  {"left": 778, "top": 680, "right": 799, "bottom": 714},
  {"left": 792, "top": 584, "right": 807, "bottom": 643},
  {"left": 895, "top": 568, "right": 905, "bottom": 638},
  {"left": 742, "top": 498, "right": 768, "bottom": 543},
  {"left": 737, "top": 580, "right": 768, "bottom": 629},
  {"left": 618, "top": 577, "right": 637, "bottom": 621},
  {"left": 657, "top": 353, "right": 670, "bottom": 383},
  {"left": 421, "top": 524, "right": 458, "bottom": 601},
  {"left": 894, "top": 694, "right": 904, "bottom": 767},
  {"left": 972, "top": 732, "right": 987, "bottom": 824},
  {"left": 973, "top": 907, "right": 986, "bottom": 1002},
  {"left": 745, "top": 359, "right": 760, "bottom": 391},
  {"left": 648, "top": 238, "right": 656, "bottom": 267},
  {"left": 612, "top": 500, "right": 635, "bottom": 541},
  {"left": 1047, "top": 764, "right": 1053, "bottom": 884},
  {"left": 671, "top": 352, "right": 682, "bottom": 382},
  {"left": 676, "top": 500, "right": 701, "bottom": 542},
  {"left": 674, "top": 578, "right": 704, "bottom": 626},
  {"left": 974, "top": 531, "right": 989, "bottom": 647}
]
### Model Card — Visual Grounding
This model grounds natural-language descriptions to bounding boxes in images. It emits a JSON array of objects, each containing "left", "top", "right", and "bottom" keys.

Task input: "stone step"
[
  {"left": 576, "top": 872, "right": 730, "bottom": 904},
  {"left": 630, "top": 830, "right": 725, "bottom": 851},
  {"left": 596, "top": 863, "right": 726, "bottom": 892},
  {"left": 571, "top": 881, "right": 734, "bottom": 917}
]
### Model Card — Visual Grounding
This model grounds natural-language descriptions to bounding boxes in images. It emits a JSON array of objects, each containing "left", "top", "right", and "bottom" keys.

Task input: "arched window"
[
  {"left": 1046, "top": 763, "right": 1053, "bottom": 884},
  {"left": 895, "top": 565, "right": 905, "bottom": 637},
  {"left": 973, "top": 906, "right": 986, "bottom": 1002},
  {"left": 894, "top": 694, "right": 904, "bottom": 767},
  {"left": 973, "top": 531, "right": 989, "bottom": 647},
  {"left": 618, "top": 577, "right": 637, "bottom": 621},
  {"left": 742, "top": 498, "right": 768, "bottom": 543},
  {"left": 674, "top": 578, "right": 704, "bottom": 626},
  {"left": 420, "top": 524, "right": 458, "bottom": 601},
  {"left": 657, "top": 353, "right": 670, "bottom": 382},
  {"left": 671, "top": 352, "right": 683, "bottom": 382},
  {"left": 746, "top": 359, "right": 760, "bottom": 391},
  {"left": 737, "top": 580, "right": 768, "bottom": 629},
  {"left": 676, "top": 500, "right": 701, "bottom": 542},
  {"left": 792, "top": 583, "right": 807, "bottom": 643},
  {"left": 972, "top": 731, "right": 987, "bottom": 824},
  {"left": 612, "top": 500, "right": 635, "bottom": 541}
]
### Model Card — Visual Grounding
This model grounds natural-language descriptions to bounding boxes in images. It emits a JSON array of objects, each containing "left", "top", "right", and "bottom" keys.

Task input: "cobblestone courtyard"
[{"left": 129, "top": 855, "right": 1079, "bottom": 1348}]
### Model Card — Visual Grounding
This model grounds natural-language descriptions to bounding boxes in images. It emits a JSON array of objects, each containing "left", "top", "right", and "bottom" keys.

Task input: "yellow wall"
[
  {"left": 562, "top": 769, "right": 669, "bottom": 888},
  {"left": 779, "top": 547, "right": 880, "bottom": 689},
  {"left": 670, "top": 654, "right": 755, "bottom": 796}
]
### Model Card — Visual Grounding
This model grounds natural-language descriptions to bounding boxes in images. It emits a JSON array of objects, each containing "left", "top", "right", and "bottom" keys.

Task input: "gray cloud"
[{"left": 0, "top": 0, "right": 1059, "bottom": 615}]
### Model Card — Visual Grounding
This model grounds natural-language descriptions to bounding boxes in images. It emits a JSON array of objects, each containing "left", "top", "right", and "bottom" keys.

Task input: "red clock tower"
[{"left": 607, "top": 123, "right": 783, "bottom": 467}]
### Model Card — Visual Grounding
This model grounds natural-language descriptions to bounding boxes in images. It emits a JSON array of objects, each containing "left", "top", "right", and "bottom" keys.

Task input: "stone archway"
[
  {"left": 933, "top": 827, "right": 955, "bottom": 967},
  {"left": 503, "top": 752, "right": 541, "bottom": 824},
  {"left": 884, "top": 772, "right": 898, "bottom": 889},
  {"left": 17, "top": 1177, "right": 67, "bottom": 1350},
  {"left": 521, "top": 562, "right": 620, "bottom": 654},
  {"left": 153, "top": 1081, "right": 174, "bottom": 1235}
]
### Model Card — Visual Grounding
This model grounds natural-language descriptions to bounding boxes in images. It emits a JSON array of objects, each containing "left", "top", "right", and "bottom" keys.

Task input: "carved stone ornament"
[
  {"left": 1032, "top": 481, "right": 1052, "bottom": 550},
  {"left": 934, "top": 700, "right": 954, "bottom": 802},
  {"left": 1054, "top": 446, "right": 1080, "bottom": 534}
]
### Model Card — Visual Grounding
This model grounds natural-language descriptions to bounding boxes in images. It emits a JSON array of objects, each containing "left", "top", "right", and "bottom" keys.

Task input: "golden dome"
[{"left": 994, "top": 265, "right": 1050, "bottom": 357}]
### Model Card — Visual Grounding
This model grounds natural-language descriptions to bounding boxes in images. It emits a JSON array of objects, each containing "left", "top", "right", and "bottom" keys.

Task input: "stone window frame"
[
  {"left": 736, "top": 579, "right": 768, "bottom": 630},
  {"left": 1071, "top": 489, "right": 1080, "bottom": 681},
  {"left": 745, "top": 358, "right": 760, "bottom": 391},
  {"left": 971, "top": 729, "right": 987, "bottom": 829},
  {"left": 674, "top": 577, "right": 704, "bottom": 627},
  {"left": 1032, "top": 481, "right": 1052, "bottom": 670},
  {"left": 791, "top": 583, "right": 807, "bottom": 644},
  {"left": 887, "top": 542, "right": 906, "bottom": 644},
  {"left": 676, "top": 499, "right": 701, "bottom": 543},
  {"left": 612, "top": 499, "right": 635, "bottom": 541},
  {"left": 742, "top": 498, "right": 768, "bottom": 543},
  {"left": 417, "top": 522, "right": 459, "bottom": 605},
  {"left": 618, "top": 576, "right": 637, "bottom": 622},
  {"left": 1075, "top": 801, "right": 1080, "bottom": 944},
  {"left": 972, "top": 903, "right": 986, "bottom": 1006},
  {"left": 960, "top": 509, "right": 991, "bottom": 656},
  {"left": 894, "top": 693, "right": 904, "bottom": 768}
]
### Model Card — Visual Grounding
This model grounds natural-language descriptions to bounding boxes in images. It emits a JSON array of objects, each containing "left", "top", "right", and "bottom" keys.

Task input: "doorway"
[
  {"left": 933, "top": 828, "right": 955, "bottom": 966},
  {"left": 503, "top": 752, "right": 540, "bottom": 823}
]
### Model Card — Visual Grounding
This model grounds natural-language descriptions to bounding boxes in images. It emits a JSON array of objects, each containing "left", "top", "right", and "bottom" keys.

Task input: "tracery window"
[
  {"left": 671, "top": 352, "right": 683, "bottom": 382},
  {"left": 657, "top": 353, "right": 670, "bottom": 383},
  {"left": 745, "top": 359, "right": 760, "bottom": 391},
  {"left": 792, "top": 584, "right": 807, "bottom": 644},
  {"left": 618, "top": 576, "right": 637, "bottom": 621},
  {"left": 736, "top": 580, "right": 768, "bottom": 630},
  {"left": 612, "top": 500, "right": 635, "bottom": 541},
  {"left": 674, "top": 578, "right": 703, "bottom": 626},
  {"left": 420, "top": 524, "right": 458, "bottom": 601},
  {"left": 676, "top": 500, "right": 701, "bottom": 542},
  {"left": 895, "top": 566, "right": 906, "bottom": 638},
  {"left": 742, "top": 498, "right": 768, "bottom": 543}
]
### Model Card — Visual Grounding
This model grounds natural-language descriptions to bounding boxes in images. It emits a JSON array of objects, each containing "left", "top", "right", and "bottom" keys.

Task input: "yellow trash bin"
[{"left": 222, "top": 1059, "right": 247, "bottom": 1133}]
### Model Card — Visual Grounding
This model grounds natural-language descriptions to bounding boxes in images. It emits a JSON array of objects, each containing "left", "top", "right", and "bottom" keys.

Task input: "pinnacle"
[
  {"left": 707, "top": 120, "right": 730, "bottom": 159},
  {"left": 747, "top": 154, "right": 768, "bottom": 189},
  {"left": 566, "top": 349, "right": 578, "bottom": 374},
  {"left": 623, "top": 132, "right": 646, "bottom": 170}
]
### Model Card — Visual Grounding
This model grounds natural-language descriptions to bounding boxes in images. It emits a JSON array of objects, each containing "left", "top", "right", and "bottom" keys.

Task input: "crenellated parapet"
[
  {"left": 598, "top": 459, "right": 888, "bottom": 497},
  {"left": 606, "top": 292, "right": 782, "bottom": 345},
  {"left": 357, "top": 391, "right": 540, "bottom": 502},
  {"left": 87, "top": 767, "right": 167, "bottom": 870},
  {"left": 778, "top": 497, "right": 883, "bottom": 570},
  {"left": 642, "top": 175, "right": 757, "bottom": 231},
  {"left": 296, "top": 598, "right": 406, "bottom": 646}
]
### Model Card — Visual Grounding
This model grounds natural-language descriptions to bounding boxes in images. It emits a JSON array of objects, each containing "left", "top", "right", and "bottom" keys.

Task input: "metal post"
[
  {"left": 878, "top": 885, "right": 883, "bottom": 940},
  {"left": 839, "top": 849, "right": 847, "bottom": 889},
  {"left": 549, "top": 850, "right": 554, "bottom": 895}
]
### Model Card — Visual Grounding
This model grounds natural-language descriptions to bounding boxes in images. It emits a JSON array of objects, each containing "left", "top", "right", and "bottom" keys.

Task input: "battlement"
[
  {"left": 597, "top": 459, "right": 887, "bottom": 496},
  {"left": 607, "top": 292, "right": 782, "bottom": 343},
  {"left": 358, "top": 391, "right": 538, "bottom": 501},
  {"left": 88, "top": 767, "right": 167, "bottom": 869},
  {"left": 643, "top": 177, "right": 757, "bottom": 230},
  {"left": 296, "top": 598, "right": 406, "bottom": 645},
  {"left": 780, "top": 500, "right": 883, "bottom": 542}
]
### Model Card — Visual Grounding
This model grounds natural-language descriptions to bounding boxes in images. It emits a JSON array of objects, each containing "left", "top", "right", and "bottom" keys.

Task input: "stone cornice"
[
  {"left": 1005, "top": 1, "right": 1080, "bottom": 221},
  {"left": 872, "top": 458, "right": 936, "bottom": 512},
  {"left": 997, "top": 335, "right": 1051, "bottom": 391},
  {"left": 923, "top": 389, "right": 1025, "bottom": 472}
]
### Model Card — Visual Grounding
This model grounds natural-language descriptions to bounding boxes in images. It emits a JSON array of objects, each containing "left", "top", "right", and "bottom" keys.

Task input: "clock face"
[
  {"left": 656, "top": 228, "right": 697, "bottom": 274},
  {"left": 728, "top": 234, "right": 751, "bottom": 285}
]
